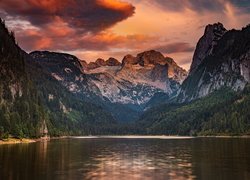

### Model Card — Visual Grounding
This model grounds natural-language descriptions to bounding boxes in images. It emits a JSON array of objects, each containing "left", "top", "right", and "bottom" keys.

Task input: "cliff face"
[
  {"left": 189, "top": 23, "right": 227, "bottom": 74},
  {"left": 82, "top": 50, "right": 187, "bottom": 105},
  {"left": 178, "top": 24, "right": 250, "bottom": 102}
]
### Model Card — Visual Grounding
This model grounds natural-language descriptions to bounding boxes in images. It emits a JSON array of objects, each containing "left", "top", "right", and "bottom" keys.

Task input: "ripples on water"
[{"left": 0, "top": 137, "right": 250, "bottom": 180}]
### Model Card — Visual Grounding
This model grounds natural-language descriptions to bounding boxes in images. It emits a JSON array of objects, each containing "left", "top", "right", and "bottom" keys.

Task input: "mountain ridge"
[
  {"left": 30, "top": 49, "right": 187, "bottom": 121},
  {"left": 178, "top": 23, "right": 250, "bottom": 102}
]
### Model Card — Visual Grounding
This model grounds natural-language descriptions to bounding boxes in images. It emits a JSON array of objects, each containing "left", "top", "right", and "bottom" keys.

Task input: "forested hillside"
[
  {"left": 0, "top": 19, "right": 48, "bottom": 138},
  {"left": 138, "top": 86, "right": 250, "bottom": 136},
  {"left": 1, "top": 18, "right": 249, "bottom": 138},
  {"left": 0, "top": 19, "right": 117, "bottom": 138}
]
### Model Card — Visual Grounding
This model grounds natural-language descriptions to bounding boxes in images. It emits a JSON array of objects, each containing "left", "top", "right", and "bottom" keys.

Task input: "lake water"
[{"left": 0, "top": 137, "right": 250, "bottom": 180}]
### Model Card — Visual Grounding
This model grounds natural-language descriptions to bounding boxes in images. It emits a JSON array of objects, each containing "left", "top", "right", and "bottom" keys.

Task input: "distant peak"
[
  {"left": 86, "top": 57, "right": 121, "bottom": 70},
  {"left": 137, "top": 50, "right": 164, "bottom": 57},
  {"left": 122, "top": 54, "right": 137, "bottom": 66},
  {"left": 137, "top": 50, "right": 166, "bottom": 66},
  {"left": 204, "top": 22, "right": 227, "bottom": 35},
  {"left": 106, "top": 57, "right": 121, "bottom": 66},
  {"left": 95, "top": 58, "right": 106, "bottom": 66}
]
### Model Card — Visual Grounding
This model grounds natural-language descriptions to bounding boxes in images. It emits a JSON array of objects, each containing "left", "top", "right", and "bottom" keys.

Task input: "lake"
[{"left": 0, "top": 137, "right": 249, "bottom": 180}]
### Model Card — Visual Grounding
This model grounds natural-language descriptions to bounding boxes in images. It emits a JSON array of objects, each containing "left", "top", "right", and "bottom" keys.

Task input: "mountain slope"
[
  {"left": 138, "top": 86, "right": 250, "bottom": 135},
  {"left": 178, "top": 23, "right": 250, "bottom": 102},
  {"left": 27, "top": 53, "right": 117, "bottom": 136},
  {"left": 0, "top": 19, "right": 48, "bottom": 138},
  {"left": 138, "top": 23, "right": 250, "bottom": 136},
  {"left": 189, "top": 23, "right": 227, "bottom": 74},
  {"left": 30, "top": 50, "right": 187, "bottom": 121},
  {"left": 0, "top": 19, "right": 117, "bottom": 137}
]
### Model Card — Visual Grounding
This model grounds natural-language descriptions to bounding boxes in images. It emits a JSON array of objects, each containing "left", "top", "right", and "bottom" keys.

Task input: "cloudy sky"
[{"left": 0, "top": 0, "right": 250, "bottom": 70}]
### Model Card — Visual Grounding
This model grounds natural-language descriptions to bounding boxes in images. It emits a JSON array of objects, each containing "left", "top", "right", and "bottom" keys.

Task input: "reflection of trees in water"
[
  {"left": 191, "top": 138, "right": 250, "bottom": 180},
  {"left": 0, "top": 138, "right": 249, "bottom": 180},
  {"left": 0, "top": 139, "right": 195, "bottom": 179}
]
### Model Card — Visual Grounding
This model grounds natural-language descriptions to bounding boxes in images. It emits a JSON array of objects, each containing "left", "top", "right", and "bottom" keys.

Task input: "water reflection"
[
  {"left": 0, "top": 138, "right": 250, "bottom": 180},
  {"left": 83, "top": 140, "right": 195, "bottom": 180}
]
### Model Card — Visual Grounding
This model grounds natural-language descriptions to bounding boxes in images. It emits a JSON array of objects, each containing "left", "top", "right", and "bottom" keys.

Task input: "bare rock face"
[
  {"left": 120, "top": 50, "right": 187, "bottom": 84},
  {"left": 80, "top": 60, "right": 88, "bottom": 70},
  {"left": 87, "top": 62, "right": 100, "bottom": 69},
  {"left": 165, "top": 57, "right": 187, "bottom": 83},
  {"left": 178, "top": 24, "right": 250, "bottom": 102},
  {"left": 85, "top": 57, "right": 121, "bottom": 70},
  {"left": 30, "top": 49, "right": 187, "bottom": 121},
  {"left": 240, "top": 51, "right": 250, "bottom": 82},
  {"left": 189, "top": 22, "right": 227, "bottom": 74},
  {"left": 121, "top": 54, "right": 138, "bottom": 66},
  {"left": 95, "top": 58, "right": 106, "bottom": 66},
  {"left": 137, "top": 50, "right": 166, "bottom": 66},
  {"left": 106, "top": 57, "right": 121, "bottom": 66}
]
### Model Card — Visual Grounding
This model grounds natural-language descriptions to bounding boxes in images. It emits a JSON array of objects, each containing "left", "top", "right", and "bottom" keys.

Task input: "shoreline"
[
  {"left": 0, "top": 138, "right": 37, "bottom": 145},
  {"left": 0, "top": 136, "right": 68, "bottom": 145},
  {"left": 1, "top": 135, "right": 250, "bottom": 145}
]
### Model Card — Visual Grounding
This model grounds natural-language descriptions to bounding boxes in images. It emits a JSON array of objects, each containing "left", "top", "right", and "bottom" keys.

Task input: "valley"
[{"left": 0, "top": 19, "right": 249, "bottom": 138}]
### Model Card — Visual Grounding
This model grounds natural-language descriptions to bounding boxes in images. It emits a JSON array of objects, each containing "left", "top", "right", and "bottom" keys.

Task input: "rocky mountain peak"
[
  {"left": 85, "top": 57, "right": 121, "bottom": 70},
  {"left": 178, "top": 23, "right": 250, "bottom": 102},
  {"left": 95, "top": 58, "right": 106, "bottom": 66},
  {"left": 120, "top": 50, "right": 187, "bottom": 83},
  {"left": 189, "top": 22, "right": 227, "bottom": 74},
  {"left": 137, "top": 50, "right": 166, "bottom": 66},
  {"left": 122, "top": 50, "right": 171, "bottom": 67},
  {"left": 164, "top": 57, "right": 188, "bottom": 83},
  {"left": 204, "top": 22, "right": 226, "bottom": 35},
  {"left": 121, "top": 54, "right": 137, "bottom": 66},
  {"left": 106, "top": 57, "right": 121, "bottom": 66}
]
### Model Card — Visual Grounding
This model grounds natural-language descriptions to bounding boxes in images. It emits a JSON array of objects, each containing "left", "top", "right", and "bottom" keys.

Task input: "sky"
[{"left": 0, "top": 0, "right": 250, "bottom": 70}]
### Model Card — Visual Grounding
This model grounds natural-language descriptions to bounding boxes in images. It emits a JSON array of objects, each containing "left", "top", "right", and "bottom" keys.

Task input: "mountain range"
[
  {"left": 30, "top": 49, "right": 187, "bottom": 122},
  {"left": 0, "top": 18, "right": 249, "bottom": 137}
]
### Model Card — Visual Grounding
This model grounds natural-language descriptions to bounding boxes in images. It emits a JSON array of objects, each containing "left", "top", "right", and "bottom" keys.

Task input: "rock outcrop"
[
  {"left": 178, "top": 24, "right": 250, "bottom": 102},
  {"left": 189, "top": 23, "right": 227, "bottom": 74},
  {"left": 83, "top": 57, "right": 121, "bottom": 70}
]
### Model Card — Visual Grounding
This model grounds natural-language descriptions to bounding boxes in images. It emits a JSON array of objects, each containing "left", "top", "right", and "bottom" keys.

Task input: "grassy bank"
[{"left": 0, "top": 138, "right": 36, "bottom": 145}]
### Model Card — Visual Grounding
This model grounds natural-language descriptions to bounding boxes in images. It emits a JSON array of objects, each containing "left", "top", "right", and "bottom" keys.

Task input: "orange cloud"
[
  {"left": 27, "top": 0, "right": 63, "bottom": 12},
  {"left": 35, "top": 37, "right": 52, "bottom": 49},
  {"left": 97, "top": 0, "right": 134, "bottom": 11},
  {"left": 1, "top": 0, "right": 250, "bottom": 71},
  {"left": 0, "top": 0, "right": 135, "bottom": 32}
]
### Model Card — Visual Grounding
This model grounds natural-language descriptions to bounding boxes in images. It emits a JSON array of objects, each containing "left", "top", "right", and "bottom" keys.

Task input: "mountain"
[
  {"left": 0, "top": 19, "right": 48, "bottom": 138},
  {"left": 189, "top": 23, "right": 227, "bottom": 74},
  {"left": 138, "top": 86, "right": 250, "bottom": 135},
  {"left": 26, "top": 51, "right": 118, "bottom": 135},
  {"left": 0, "top": 19, "right": 118, "bottom": 138},
  {"left": 83, "top": 57, "right": 121, "bottom": 70},
  {"left": 137, "top": 23, "right": 250, "bottom": 135},
  {"left": 178, "top": 23, "right": 250, "bottom": 102},
  {"left": 2, "top": 17, "right": 249, "bottom": 137},
  {"left": 30, "top": 50, "right": 187, "bottom": 121}
]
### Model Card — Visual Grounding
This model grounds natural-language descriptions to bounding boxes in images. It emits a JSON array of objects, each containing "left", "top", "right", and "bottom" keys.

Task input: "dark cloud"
[
  {"left": 150, "top": 0, "right": 250, "bottom": 13},
  {"left": 0, "top": 0, "right": 135, "bottom": 32},
  {"left": 230, "top": 0, "right": 250, "bottom": 12},
  {"left": 0, "top": 0, "right": 137, "bottom": 52},
  {"left": 155, "top": 42, "right": 195, "bottom": 54},
  {"left": 14, "top": 27, "right": 156, "bottom": 53}
]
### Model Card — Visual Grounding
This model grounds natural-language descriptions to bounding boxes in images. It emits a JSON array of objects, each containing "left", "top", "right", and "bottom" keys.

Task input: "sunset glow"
[{"left": 0, "top": 0, "right": 249, "bottom": 70}]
